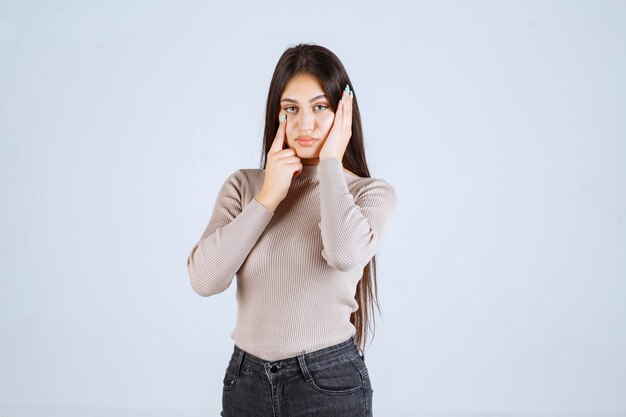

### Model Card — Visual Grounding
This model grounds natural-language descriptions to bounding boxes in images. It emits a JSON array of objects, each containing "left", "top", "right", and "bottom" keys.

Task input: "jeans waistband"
[{"left": 228, "top": 335, "right": 364, "bottom": 380}]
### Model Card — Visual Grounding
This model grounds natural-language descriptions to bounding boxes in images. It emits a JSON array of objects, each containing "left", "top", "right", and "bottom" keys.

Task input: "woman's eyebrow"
[{"left": 280, "top": 94, "right": 327, "bottom": 104}]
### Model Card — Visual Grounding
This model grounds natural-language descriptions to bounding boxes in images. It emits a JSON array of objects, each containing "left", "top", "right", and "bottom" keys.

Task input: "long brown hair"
[{"left": 260, "top": 42, "right": 381, "bottom": 356}]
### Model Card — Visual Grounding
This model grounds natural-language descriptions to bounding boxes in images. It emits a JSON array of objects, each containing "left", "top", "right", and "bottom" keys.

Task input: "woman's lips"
[{"left": 296, "top": 137, "right": 318, "bottom": 146}]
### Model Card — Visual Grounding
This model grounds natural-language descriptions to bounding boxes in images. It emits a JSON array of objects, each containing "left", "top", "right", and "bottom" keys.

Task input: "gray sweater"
[{"left": 186, "top": 157, "right": 397, "bottom": 361}]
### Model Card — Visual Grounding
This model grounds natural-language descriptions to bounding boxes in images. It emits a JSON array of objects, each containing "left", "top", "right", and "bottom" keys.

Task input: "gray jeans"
[{"left": 221, "top": 335, "right": 373, "bottom": 416}]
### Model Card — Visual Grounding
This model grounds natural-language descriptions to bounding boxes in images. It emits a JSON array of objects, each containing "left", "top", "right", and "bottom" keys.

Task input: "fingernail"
[
  {"left": 280, "top": 114, "right": 286, "bottom": 122},
  {"left": 341, "top": 96, "right": 344, "bottom": 103},
  {"left": 344, "top": 84, "right": 350, "bottom": 93},
  {"left": 349, "top": 91, "right": 353, "bottom": 99}
]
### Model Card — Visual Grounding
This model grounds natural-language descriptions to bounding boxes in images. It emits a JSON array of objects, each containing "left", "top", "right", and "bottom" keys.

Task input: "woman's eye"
[{"left": 283, "top": 104, "right": 328, "bottom": 113}]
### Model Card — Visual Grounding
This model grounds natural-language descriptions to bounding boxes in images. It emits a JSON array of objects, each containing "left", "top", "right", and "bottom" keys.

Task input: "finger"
[
  {"left": 336, "top": 90, "right": 349, "bottom": 136},
  {"left": 275, "top": 153, "right": 299, "bottom": 162},
  {"left": 270, "top": 113, "right": 288, "bottom": 153},
  {"left": 346, "top": 89, "right": 353, "bottom": 124},
  {"left": 347, "top": 87, "right": 353, "bottom": 109},
  {"left": 291, "top": 161, "right": 303, "bottom": 177},
  {"left": 275, "top": 156, "right": 302, "bottom": 176},
  {"left": 340, "top": 84, "right": 350, "bottom": 110},
  {"left": 338, "top": 90, "right": 348, "bottom": 124},
  {"left": 335, "top": 94, "right": 344, "bottom": 121}
]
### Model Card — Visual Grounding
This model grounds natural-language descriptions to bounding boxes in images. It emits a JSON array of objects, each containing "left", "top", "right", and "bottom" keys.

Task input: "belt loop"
[
  {"left": 352, "top": 335, "right": 365, "bottom": 359},
  {"left": 297, "top": 353, "right": 313, "bottom": 383},
  {"left": 235, "top": 347, "right": 244, "bottom": 377}
]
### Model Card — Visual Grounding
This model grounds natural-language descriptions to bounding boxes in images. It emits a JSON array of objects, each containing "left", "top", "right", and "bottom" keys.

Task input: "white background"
[{"left": 1, "top": 1, "right": 625, "bottom": 416}]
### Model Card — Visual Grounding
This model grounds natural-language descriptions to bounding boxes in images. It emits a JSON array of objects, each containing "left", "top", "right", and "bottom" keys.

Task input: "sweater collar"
[
  {"left": 296, "top": 163, "right": 319, "bottom": 179},
  {"left": 293, "top": 160, "right": 360, "bottom": 180}
]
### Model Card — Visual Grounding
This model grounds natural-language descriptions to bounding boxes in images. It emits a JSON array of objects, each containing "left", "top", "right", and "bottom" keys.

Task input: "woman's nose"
[{"left": 298, "top": 111, "right": 315, "bottom": 131}]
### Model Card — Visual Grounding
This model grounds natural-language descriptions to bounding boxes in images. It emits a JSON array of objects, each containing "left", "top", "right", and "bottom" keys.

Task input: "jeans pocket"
[
  {"left": 307, "top": 357, "right": 364, "bottom": 395},
  {"left": 222, "top": 364, "right": 238, "bottom": 392}
]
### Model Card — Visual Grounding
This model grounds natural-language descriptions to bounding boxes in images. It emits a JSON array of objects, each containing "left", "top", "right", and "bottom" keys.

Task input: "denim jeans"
[{"left": 221, "top": 335, "right": 373, "bottom": 416}]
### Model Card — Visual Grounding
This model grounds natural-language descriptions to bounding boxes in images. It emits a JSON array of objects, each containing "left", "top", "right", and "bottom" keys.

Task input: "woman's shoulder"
[
  {"left": 223, "top": 167, "right": 264, "bottom": 180},
  {"left": 348, "top": 170, "right": 393, "bottom": 186},
  {"left": 238, "top": 168, "right": 265, "bottom": 181},
  {"left": 222, "top": 168, "right": 265, "bottom": 194},
  {"left": 215, "top": 168, "right": 264, "bottom": 203},
  {"left": 349, "top": 175, "right": 397, "bottom": 205},
  {"left": 218, "top": 168, "right": 264, "bottom": 191}
]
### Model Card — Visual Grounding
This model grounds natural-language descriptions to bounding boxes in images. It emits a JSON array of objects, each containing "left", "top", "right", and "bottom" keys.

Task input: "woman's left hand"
[{"left": 319, "top": 84, "right": 353, "bottom": 162}]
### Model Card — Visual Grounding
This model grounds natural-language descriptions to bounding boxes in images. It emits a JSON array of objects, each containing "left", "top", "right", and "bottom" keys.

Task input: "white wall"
[{"left": 1, "top": 1, "right": 625, "bottom": 416}]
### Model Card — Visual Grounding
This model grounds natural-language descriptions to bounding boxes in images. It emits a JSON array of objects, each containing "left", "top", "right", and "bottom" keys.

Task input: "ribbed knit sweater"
[{"left": 186, "top": 157, "right": 397, "bottom": 361}]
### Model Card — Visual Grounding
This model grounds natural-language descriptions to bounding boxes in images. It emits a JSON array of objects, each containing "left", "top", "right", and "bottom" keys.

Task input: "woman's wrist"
[{"left": 255, "top": 192, "right": 278, "bottom": 213}]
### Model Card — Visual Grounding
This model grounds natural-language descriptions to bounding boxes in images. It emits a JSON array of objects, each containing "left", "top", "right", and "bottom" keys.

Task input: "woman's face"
[{"left": 279, "top": 73, "right": 335, "bottom": 161}]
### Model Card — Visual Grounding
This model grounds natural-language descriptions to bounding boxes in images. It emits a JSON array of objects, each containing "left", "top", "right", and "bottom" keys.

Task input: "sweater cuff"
[
  {"left": 249, "top": 196, "right": 276, "bottom": 217},
  {"left": 318, "top": 157, "right": 349, "bottom": 190},
  {"left": 319, "top": 157, "right": 343, "bottom": 169}
]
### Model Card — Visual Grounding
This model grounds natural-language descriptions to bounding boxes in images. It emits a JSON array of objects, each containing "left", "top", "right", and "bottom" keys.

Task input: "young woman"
[{"left": 187, "top": 43, "right": 397, "bottom": 416}]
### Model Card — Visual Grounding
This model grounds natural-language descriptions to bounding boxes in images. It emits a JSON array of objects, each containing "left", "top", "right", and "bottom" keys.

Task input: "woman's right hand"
[{"left": 255, "top": 113, "right": 302, "bottom": 212}]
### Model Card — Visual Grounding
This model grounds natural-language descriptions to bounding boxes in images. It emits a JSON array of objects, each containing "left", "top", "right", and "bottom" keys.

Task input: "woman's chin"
[
  {"left": 298, "top": 151, "right": 319, "bottom": 160},
  {"left": 292, "top": 146, "right": 319, "bottom": 157}
]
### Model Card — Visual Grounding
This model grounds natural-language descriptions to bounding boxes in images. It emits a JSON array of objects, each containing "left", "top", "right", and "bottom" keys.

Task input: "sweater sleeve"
[
  {"left": 186, "top": 170, "right": 274, "bottom": 297},
  {"left": 317, "top": 158, "right": 398, "bottom": 272}
]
